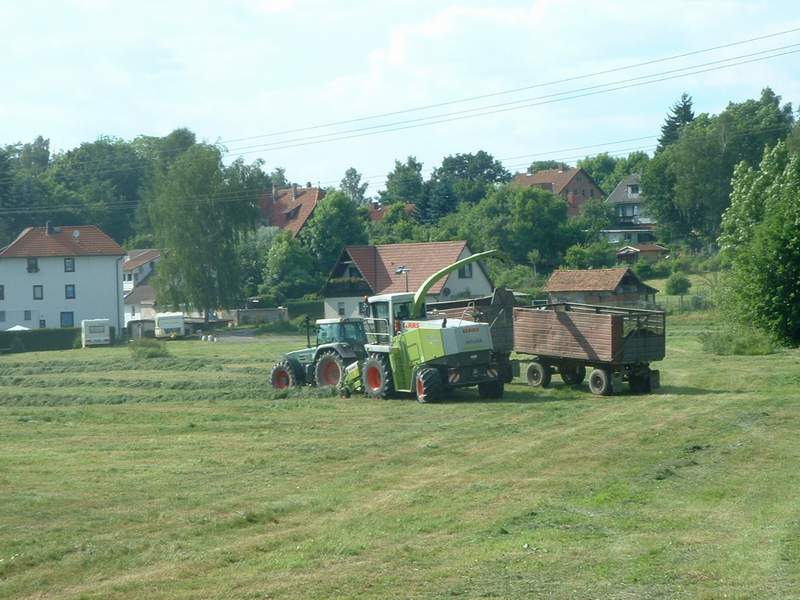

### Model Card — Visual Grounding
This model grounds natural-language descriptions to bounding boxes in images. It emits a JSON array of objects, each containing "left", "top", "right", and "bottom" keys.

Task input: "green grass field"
[{"left": 2, "top": 317, "right": 800, "bottom": 599}]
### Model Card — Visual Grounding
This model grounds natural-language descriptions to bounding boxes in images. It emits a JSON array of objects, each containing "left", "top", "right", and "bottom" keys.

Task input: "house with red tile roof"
[
  {"left": 512, "top": 167, "right": 604, "bottom": 217},
  {"left": 367, "top": 202, "right": 417, "bottom": 223},
  {"left": 259, "top": 184, "right": 325, "bottom": 237},
  {"left": 323, "top": 241, "right": 493, "bottom": 318},
  {"left": 0, "top": 224, "right": 126, "bottom": 332},
  {"left": 616, "top": 243, "right": 669, "bottom": 264},
  {"left": 544, "top": 267, "right": 658, "bottom": 307}
]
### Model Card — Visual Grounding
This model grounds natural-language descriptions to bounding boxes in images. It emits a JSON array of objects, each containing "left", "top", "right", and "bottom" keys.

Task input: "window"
[
  {"left": 27, "top": 257, "right": 39, "bottom": 273},
  {"left": 0, "top": 311, "right": 5, "bottom": 322},
  {"left": 0, "top": 284, "right": 4, "bottom": 300},
  {"left": 65, "top": 284, "right": 76, "bottom": 299},
  {"left": 628, "top": 184, "right": 640, "bottom": 196},
  {"left": 60, "top": 312, "right": 74, "bottom": 328},
  {"left": 39, "top": 319, "right": 46, "bottom": 329},
  {"left": 24, "top": 310, "right": 31, "bottom": 321},
  {"left": 33, "top": 285, "right": 43, "bottom": 300},
  {"left": 458, "top": 263, "right": 473, "bottom": 279},
  {"left": 64, "top": 257, "right": 75, "bottom": 272},
  {"left": 338, "top": 302, "right": 346, "bottom": 316}
]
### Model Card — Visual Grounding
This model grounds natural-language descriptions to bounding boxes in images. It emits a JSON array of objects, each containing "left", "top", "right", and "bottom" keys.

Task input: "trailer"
[
  {"left": 81, "top": 319, "right": 112, "bottom": 347},
  {"left": 513, "top": 303, "right": 665, "bottom": 395}
]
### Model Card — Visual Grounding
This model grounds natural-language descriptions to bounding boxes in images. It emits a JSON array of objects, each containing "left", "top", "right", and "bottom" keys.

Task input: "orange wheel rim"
[
  {"left": 367, "top": 366, "right": 382, "bottom": 390},
  {"left": 321, "top": 361, "right": 340, "bottom": 385},
  {"left": 274, "top": 370, "right": 290, "bottom": 389},
  {"left": 416, "top": 377, "right": 425, "bottom": 398}
]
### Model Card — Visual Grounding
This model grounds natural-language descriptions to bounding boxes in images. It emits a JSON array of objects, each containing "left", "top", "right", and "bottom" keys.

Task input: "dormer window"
[
  {"left": 27, "top": 257, "right": 39, "bottom": 273},
  {"left": 627, "top": 184, "right": 640, "bottom": 197}
]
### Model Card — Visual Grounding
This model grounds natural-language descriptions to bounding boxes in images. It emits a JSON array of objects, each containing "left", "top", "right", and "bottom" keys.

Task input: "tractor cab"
[{"left": 315, "top": 318, "right": 367, "bottom": 347}]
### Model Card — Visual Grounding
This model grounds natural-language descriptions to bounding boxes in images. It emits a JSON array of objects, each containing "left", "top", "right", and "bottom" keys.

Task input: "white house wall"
[{"left": 0, "top": 255, "right": 124, "bottom": 332}]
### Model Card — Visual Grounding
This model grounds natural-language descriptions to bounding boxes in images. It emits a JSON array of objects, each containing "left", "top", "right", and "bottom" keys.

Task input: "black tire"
[
  {"left": 629, "top": 368, "right": 652, "bottom": 394},
  {"left": 362, "top": 353, "right": 394, "bottom": 399},
  {"left": 588, "top": 368, "right": 612, "bottom": 396},
  {"left": 526, "top": 360, "right": 551, "bottom": 388},
  {"left": 314, "top": 351, "right": 345, "bottom": 388},
  {"left": 478, "top": 379, "right": 504, "bottom": 399},
  {"left": 560, "top": 364, "right": 587, "bottom": 386},
  {"left": 270, "top": 359, "right": 299, "bottom": 390},
  {"left": 497, "top": 355, "right": 514, "bottom": 383},
  {"left": 415, "top": 368, "right": 443, "bottom": 403}
]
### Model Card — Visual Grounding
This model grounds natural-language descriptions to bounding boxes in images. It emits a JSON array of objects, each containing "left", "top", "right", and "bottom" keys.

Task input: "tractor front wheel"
[
  {"left": 314, "top": 351, "right": 345, "bottom": 388},
  {"left": 362, "top": 354, "right": 394, "bottom": 399},
  {"left": 270, "top": 359, "right": 299, "bottom": 390},
  {"left": 415, "top": 368, "right": 443, "bottom": 403},
  {"left": 478, "top": 379, "right": 504, "bottom": 399}
]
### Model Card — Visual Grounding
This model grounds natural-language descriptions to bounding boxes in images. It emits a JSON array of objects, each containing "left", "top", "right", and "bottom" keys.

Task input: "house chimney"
[
  {"left": 306, "top": 181, "right": 312, "bottom": 188},
  {"left": 292, "top": 183, "right": 298, "bottom": 201}
]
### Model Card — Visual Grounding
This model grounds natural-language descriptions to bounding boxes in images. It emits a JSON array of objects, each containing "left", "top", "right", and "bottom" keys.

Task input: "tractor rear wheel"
[
  {"left": 415, "top": 368, "right": 443, "bottom": 403},
  {"left": 589, "top": 368, "right": 612, "bottom": 396},
  {"left": 526, "top": 360, "right": 551, "bottom": 388},
  {"left": 561, "top": 363, "right": 586, "bottom": 385},
  {"left": 314, "top": 351, "right": 345, "bottom": 388},
  {"left": 362, "top": 353, "right": 394, "bottom": 399},
  {"left": 478, "top": 379, "right": 504, "bottom": 399},
  {"left": 270, "top": 359, "right": 299, "bottom": 390}
]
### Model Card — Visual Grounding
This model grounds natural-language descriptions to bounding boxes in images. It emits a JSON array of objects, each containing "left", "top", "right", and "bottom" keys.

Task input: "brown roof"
[
  {"left": 344, "top": 241, "right": 478, "bottom": 295},
  {"left": 124, "top": 283, "right": 155, "bottom": 306},
  {"left": 123, "top": 249, "right": 161, "bottom": 271},
  {"left": 260, "top": 186, "right": 325, "bottom": 237},
  {"left": 544, "top": 268, "right": 636, "bottom": 293},
  {"left": 368, "top": 202, "right": 416, "bottom": 223},
  {"left": 513, "top": 168, "right": 582, "bottom": 194},
  {"left": 0, "top": 226, "right": 125, "bottom": 258}
]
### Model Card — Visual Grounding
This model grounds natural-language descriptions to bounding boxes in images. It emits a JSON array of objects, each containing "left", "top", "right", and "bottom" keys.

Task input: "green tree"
[
  {"left": 719, "top": 142, "right": 800, "bottom": 345},
  {"left": 665, "top": 272, "right": 691, "bottom": 296},
  {"left": 527, "top": 160, "right": 570, "bottom": 174},
  {"left": 657, "top": 93, "right": 695, "bottom": 150},
  {"left": 379, "top": 156, "right": 424, "bottom": 205},
  {"left": 369, "top": 203, "right": 428, "bottom": 245},
  {"left": 340, "top": 167, "right": 369, "bottom": 204},
  {"left": 575, "top": 198, "right": 614, "bottom": 242},
  {"left": 237, "top": 226, "right": 280, "bottom": 298},
  {"left": 301, "top": 190, "right": 368, "bottom": 274},
  {"left": 149, "top": 144, "right": 261, "bottom": 319},
  {"left": 563, "top": 241, "right": 617, "bottom": 269},
  {"left": 261, "top": 230, "right": 320, "bottom": 303},
  {"left": 577, "top": 153, "right": 618, "bottom": 193}
]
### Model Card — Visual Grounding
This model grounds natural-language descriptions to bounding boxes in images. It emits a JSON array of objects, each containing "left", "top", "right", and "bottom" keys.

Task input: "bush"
[
  {"left": 256, "top": 317, "right": 306, "bottom": 335},
  {"left": 0, "top": 328, "right": 80, "bottom": 353},
  {"left": 665, "top": 272, "right": 691, "bottom": 296},
  {"left": 701, "top": 326, "right": 777, "bottom": 355},
  {"left": 129, "top": 338, "right": 170, "bottom": 359},
  {"left": 634, "top": 260, "right": 671, "bottom": 280},
  {"left": 286, "top": 299, "right": 324, "bottom": 320}
]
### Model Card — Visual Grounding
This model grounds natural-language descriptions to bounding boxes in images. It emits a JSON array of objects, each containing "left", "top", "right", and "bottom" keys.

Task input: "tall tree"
[
  {"left": 149, "top": 144, "right": 261, "bottom": 319},
  {"left": 657, "top": 93, "right": 695, "bottom": 150},
  {"left": 379, "top": 156, "right": 424, "bottom": 205},
  {"left": 577, "top": 153, "right": 619, "bottom": 193},
  {"left": 527, "top": 160, "right": 570, "bottom": 174},
  {"left": 301, "top": 190, "right": 368, "bottom": 274},
  {"left": 261, "top": 230, "right": 320, "bottom": 303},
  {"left": 340, "top": 167, "right": 369, "bottom": 204}
]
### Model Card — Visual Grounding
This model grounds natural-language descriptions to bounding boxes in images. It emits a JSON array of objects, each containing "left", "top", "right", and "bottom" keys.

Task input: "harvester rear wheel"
[
  {"left": 478, "top": 379, "right": 504, "bottom": 399},
  {"left": 270, "top": 359, "right": 299, "bottom": 390},
  {"left": 362, "top": 353, "right": 394, "bottom": 399},
  {"left": 314, "top": 351, "right": 345, "bottom": 388},
  {"left": 561, "top": 364, "right": 586, "bottom": 386},
  {"left": 526, "top": 360, "right": 551, "bottom": 388},
  {"left": 589, "top": 368, "right": 612, "bottom": 396},
  {"left": 415, "top": 368, "right": 443, "bottom": 403}
]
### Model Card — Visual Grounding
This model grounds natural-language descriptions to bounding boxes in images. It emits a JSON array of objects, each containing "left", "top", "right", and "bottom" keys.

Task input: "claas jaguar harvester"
[{"left": 356, "top": 250, "right": 505, "bottom": 403}]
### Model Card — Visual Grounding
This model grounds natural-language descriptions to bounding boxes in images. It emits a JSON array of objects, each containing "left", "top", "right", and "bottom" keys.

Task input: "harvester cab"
[{"left": 358, "top": 250, "right": 505, "bottom": 403}]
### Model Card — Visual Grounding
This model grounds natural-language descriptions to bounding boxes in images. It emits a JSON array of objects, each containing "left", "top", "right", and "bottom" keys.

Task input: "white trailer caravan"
[
  {"left": 81, "top": 319, "right": 112, "bottom": 347},
  {"left": 154, "top": 312, "right": 186, "bottom": 338}
]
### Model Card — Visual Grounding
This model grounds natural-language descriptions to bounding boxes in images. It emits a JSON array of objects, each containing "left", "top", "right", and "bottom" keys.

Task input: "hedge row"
[
  {"left": 0, "top": 328, "right": 81, "bottom": 353},
  {"left": 286, "top": 300, "right": 324, "bottom": 320}
]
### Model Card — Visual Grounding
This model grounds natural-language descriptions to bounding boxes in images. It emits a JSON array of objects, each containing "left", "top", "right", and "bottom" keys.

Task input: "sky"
[{"left": 2, "top": 0, "right": 800, "bottom": 192}]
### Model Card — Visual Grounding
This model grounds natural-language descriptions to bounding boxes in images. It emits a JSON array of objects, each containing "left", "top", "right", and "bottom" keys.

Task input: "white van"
[
  {"left": 81, "top": 319, "right": 112, "bottom": 347},
  {"left": 154, "top": 312, "right": 185, "bottom": 339}
]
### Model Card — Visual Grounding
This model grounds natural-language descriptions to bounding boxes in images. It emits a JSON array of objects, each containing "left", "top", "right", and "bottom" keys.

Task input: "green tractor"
[
  {"left": 270, "top": 318, "right": 367, "bottom": 389},
  {"left": 353, "top": 250, "right": 505, "bottom": 403}
]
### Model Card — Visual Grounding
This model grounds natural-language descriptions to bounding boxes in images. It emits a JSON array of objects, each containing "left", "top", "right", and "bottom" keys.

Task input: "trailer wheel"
[
  {"left": 270, "top": 359, "right": 299, "bottom": 390},
  {"left": 362, "top": 353, "right": 394, "bottom": 399},
  {"left": 478, "top": 380, "right": 504, "bottom": 399},
  {"left": 629, "top": 367, "right": 652, "bottom": 394},
  {"left": 314, "top": 351, "right": 345, "bottom": 388},
  {"left": 588, "top": 368, "right": 612, "bottom": 396},
  {"left": 415, "top": 368, "right": 443, "bottom": 403},
  {"left": 561, "top": 364, "right": 586, "bottom": 386},
  {"left": 526, "top": 360, "right": 551, "bottom": 388}
]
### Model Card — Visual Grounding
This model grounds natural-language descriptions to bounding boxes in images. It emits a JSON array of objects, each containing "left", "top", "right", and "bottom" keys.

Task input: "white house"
[
  {"left": 322, "top": 241, "right": 494, "bottom": 318},
  {"left": 0, "top": 225, "right": 126, "bottom": 332},
  {"left": 122, "top": 249, "right": 160, "bottom": 293}
]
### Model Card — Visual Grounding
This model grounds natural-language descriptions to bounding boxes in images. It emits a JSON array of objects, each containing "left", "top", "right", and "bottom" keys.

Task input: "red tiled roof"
[
  {"left": 512, "top": 168, "right": 581, "bottom": 194},
  {"left": 259, "top": 186, "right": 325, "bottom": 237},
  {"left": 0, "top": 226, "right": 125, "bottom": 258},
  {"left": 544, "top": 268, "right": 634, "bottom": 293},
  {"left": 123, "top": 249, "right": 161, "bottom": 272},
  {"left": 368, "top": 202, "right": 417, "bottom": 223},
  {"left": 344, "top": 241, "right": 474, "bottom": 295}
]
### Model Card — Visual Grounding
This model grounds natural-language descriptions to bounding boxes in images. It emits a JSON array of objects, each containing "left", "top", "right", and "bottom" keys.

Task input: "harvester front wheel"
[
  {"left": 478, "top": 380, "right": 504, "bottom": 399},
  {"left": 415, "top": 368, "right": 443, "bottom": 403},
  {"left": 362, "top": 354, "right": 394, "bottom": 399},
  {"left": 526, "top": 360, "right": 551, "bottom": 388},
  {"left": 314, "top": 351, "right": 345, "bottom": 388},
  {"left": 270, "top": 359, "right": 299, "bottom": 390}
]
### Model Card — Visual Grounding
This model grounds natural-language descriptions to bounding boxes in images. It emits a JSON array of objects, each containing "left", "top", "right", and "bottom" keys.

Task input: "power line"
[{"left": 219, "top": 25, "right": 800, "bottom": 144}]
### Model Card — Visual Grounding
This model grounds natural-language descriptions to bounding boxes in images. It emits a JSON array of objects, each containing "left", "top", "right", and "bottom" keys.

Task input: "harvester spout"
[{"left": 411, "top": 249, "right": 497, "bottom": 318}]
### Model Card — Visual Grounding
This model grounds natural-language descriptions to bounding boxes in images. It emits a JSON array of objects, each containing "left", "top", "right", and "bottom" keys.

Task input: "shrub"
[
  {"left": 10, "top": 337, "right": 25, "bottom": 353},
  {"left": 634, "top": 260, "right": 671, "bottom": 280},
  {"left": 286, "top": 300, "right": 324, "bottom": 320},
  {"left": 665, "top": 273, "right": 691, "bottom": 296},
  {"left": 701, "top": 326, "right": 777, "bottom": 356},
  {"left": 129, "top": 338, "right": 170, "bottom": 359},
  {"left": 0, "top": 328, "right": 80, "bottom": 353}
]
